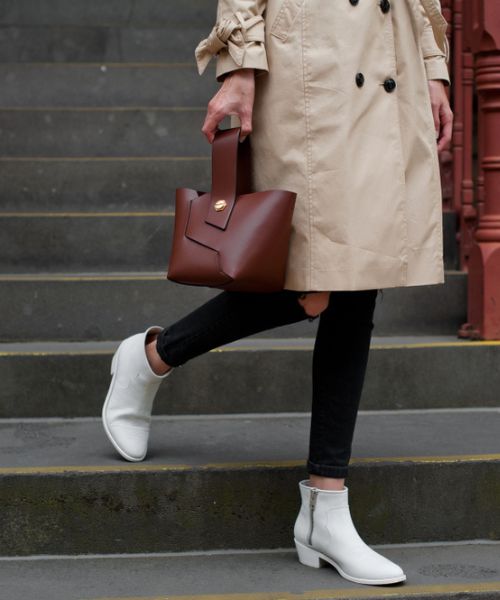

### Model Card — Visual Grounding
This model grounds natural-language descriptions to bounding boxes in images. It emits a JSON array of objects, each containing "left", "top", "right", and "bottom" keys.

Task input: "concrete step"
[
  {"left": 0, "top": 212, "right": 174, "bottom": 273},
  {"left": 0, "top": 63, "right": 218, "bottom": 107},
  {"left": 1, "top": 337, "right": 498, "bottom": 418},
  {"left": 0, "top": 272, "right": 466, "bottom": 341},
  {"left": 0, "top": 164, "right": 460, "bottom": 270},
  {"left": 2, "top": 543, "right": 500, "bottom": 600},
  {"left": 0, "top": 410, "right": 499, "bottom": 554},
  {"left": 0, "top": 157, "right": 211, "bottom": 212},
  {"left": 0, "top": 108, "right": 215, "bottom": 157},
  {"left": 0, "top": 26, "right": 214, "bottom": 63},
  {"left": 0, "top": 0, "right": 215, "bottom": 27},
  {"left": 0, "top": 211, "right": 460, "bottom": 273}
]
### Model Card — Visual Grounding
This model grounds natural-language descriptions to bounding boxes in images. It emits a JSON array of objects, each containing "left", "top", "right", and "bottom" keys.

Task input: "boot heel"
[{"left": 294, "top": 539, "right": 323, "bottom": 568}]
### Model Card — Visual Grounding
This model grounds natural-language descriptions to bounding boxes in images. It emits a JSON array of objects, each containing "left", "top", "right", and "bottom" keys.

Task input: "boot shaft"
[{"left": 293, "top": 479, "right": 349, "bottom": 546}]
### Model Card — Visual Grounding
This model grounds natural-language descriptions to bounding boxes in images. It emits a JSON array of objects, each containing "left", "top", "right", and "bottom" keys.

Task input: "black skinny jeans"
[{"left": 156, "top": 288, "right": 379, "bottom": 479}]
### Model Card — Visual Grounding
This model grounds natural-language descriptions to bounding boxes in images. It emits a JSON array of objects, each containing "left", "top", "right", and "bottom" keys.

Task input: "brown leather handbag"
[{"left": 166, "top": 127, "right": 297, "bottom": 292}]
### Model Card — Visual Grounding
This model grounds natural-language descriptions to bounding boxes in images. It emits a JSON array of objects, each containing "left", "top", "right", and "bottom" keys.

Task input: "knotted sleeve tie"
[{"left": 195, "top": 12, "right": 266, "bottom": 75}]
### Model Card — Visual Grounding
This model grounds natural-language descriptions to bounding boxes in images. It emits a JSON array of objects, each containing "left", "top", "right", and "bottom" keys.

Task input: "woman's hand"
[
  {"left": 201, "top": 68, "right": 255, "bottom": 144},
  {"left": 428, "top": 80, "right": 453, "bottom": 153}
]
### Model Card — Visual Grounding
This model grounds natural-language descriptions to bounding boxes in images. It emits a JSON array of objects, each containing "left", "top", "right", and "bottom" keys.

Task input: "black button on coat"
[
  {"left": 380, "top": 0, "right": 391, "bottom": 14},
  {"left": 383, "top": 78, "right": 397, "bottom": 92}
]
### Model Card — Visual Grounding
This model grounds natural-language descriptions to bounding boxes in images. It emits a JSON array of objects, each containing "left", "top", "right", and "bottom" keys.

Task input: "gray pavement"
[
  {"left": 0, "top": 409, "right": 499, "bottom": 470},
  {"left": 0, "top": 542, "right": 499, "bottom": 600}
]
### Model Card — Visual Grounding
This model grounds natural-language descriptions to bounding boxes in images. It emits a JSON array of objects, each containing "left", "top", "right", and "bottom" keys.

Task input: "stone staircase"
[{"left": 1, "top": 2, "right": 499, "bottom": 599}]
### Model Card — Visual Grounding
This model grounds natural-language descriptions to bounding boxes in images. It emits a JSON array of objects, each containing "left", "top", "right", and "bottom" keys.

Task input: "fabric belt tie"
[{"left": 195, "top": 12, "right": 266, "bottom": 75}]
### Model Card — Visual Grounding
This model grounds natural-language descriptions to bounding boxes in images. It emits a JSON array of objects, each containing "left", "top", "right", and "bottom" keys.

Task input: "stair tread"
[
  {"left": 0, "top": 274, "right": 468, "bottom": 340},
  {"left": 2, "top": 337, "right": 499, "bottom": 419},
  {"left": 0, "top": 335, "right": 492, "bottom": 355},
  {"left": 1, "top": 542, "right": 500, "bottom": 600},
  {"left": 0, "top": 270, "right": 466, "bottom": 278},
  {"left": 1, "top": 410, "right": 499, "bottom": 472}
]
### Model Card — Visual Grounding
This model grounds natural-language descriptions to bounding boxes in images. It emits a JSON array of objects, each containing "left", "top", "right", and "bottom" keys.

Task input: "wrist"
[{"left": 229, "top": 68, "right": 255, "bottom": 78}]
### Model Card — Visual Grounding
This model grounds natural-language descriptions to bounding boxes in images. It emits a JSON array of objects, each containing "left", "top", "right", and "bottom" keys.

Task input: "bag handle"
[{"left": 205, "top": 127, "right": 252, "bottom": 230}]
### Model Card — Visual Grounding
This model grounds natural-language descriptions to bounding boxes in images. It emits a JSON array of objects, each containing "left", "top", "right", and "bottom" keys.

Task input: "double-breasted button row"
[
  {"left": 350, "top": 0, "right": 391, "bottom": 10},
  {"left": 351, "top": 0, "right": 393, "bottom": 92},
  {"left": 355, "top": 74, "right": 397, "bottom": 92}
]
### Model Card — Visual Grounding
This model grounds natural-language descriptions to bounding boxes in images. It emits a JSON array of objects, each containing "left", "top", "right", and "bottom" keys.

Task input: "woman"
[{"left": 102, "top": 0, "right": 453, "bottom": 587}]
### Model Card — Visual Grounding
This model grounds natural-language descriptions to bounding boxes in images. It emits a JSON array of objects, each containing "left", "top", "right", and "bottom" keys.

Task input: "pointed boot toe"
[
  {"left": 293, "top": 479, "right": 406, "bottom": 586},
  {"left": 102, "top": 325, "right": 172, "bottom": 461}
]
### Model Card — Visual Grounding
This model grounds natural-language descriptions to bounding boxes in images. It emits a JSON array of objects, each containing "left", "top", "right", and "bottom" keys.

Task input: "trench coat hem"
[
  {"left": 282, "top": 246, "right": 445, "bottom": 292},
  {"left": 282, "top": 269, "right": 445, "bottom": 292}
]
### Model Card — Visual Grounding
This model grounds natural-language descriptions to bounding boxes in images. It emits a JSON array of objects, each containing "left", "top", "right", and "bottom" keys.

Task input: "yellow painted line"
[
  {"left": 350, "top": 453, "right": 500, "bottom": 464},
  {"left": 212, "top": 341, "right": 500, "bottom": 350},
  {"left": 0, "top": 350, "right": 114, "bottom": 357},
  {"left": 0, "top": 273, "right": 468, "bottom": 285},
  {"left": 371, "top": 340, "right": 500, "bottom": 348},
  {"left": 1, "top": 454, "right": 499, "bottom": 476},
  {"left": 1, "top": 340, "right": 500, "bottom": 357},
  {"left": 0, "top": 211, "right": 175, "bottom": 218},
  {"left": 81, "top": 580, "right": 500, "bottom": 600},
  {"left": 0, "top": 156, "right": 209, "bottom": 162},
  {"left": 0, "top": 274, "right": 166, "bottom": 282},
  {"left": 1, "top": 106, "right": 205, "bottom": 112},
  {"left": 0, "top": 460, "right": 305, "bottom": 476}
]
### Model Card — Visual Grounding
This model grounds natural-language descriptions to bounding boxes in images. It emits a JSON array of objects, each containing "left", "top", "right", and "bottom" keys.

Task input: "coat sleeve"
[
  {"left": 419, "top": 1, "right": 451, "bottom": 86},
  {"left": 194, "top": 0, "right": 269, "bottom": 83}
]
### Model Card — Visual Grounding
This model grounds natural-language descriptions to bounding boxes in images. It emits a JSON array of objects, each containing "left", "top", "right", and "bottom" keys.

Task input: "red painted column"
[
  {"left": 459, "top": 0, "right": 500, "bottom": 339},
  {"left": 440, "top": 0, "right": 453, "bottom": 211},
  {"left": 454, "top": 0, "right": 478, "bottom": 270}
]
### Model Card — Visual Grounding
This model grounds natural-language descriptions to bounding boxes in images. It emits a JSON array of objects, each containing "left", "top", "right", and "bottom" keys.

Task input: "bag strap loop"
[{"left": 205, "top": 127, "right": 252, "bottom": 230}]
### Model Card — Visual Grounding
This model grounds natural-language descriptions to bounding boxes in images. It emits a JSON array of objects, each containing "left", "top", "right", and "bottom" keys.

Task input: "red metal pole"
[
  {"left": 440, "top": 0, "right": 454, "bottom": 211},
  {"left": 454, "top": 0, "right": 478, "bottom": 270},
  {"left": 459, "top": 0, "right": 500, "bottom": 339}
]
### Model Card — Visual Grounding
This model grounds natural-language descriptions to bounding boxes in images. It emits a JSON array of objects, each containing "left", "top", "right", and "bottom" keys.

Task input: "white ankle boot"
[
  {"left": 102, "top": 325, "right": 172, "bottom": 461},
  {"left": 293, "top": 479, "right": 406, "bottom": 585}
]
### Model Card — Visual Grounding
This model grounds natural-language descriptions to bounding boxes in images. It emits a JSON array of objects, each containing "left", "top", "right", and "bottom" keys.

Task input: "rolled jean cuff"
[{"left": 307, "top": 459, "right": 349, "bottom": 479}]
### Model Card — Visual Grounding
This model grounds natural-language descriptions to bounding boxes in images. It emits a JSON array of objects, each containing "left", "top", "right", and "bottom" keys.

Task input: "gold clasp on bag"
[{"left": 214, "top": 199, "right": 227, "bottom": 211}]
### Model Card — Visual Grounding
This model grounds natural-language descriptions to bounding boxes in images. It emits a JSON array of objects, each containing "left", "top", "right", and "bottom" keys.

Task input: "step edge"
[
  {"left": 1, "top": 453, "right": 499, "bottom": 476},
  {"left": 0, "top": 270, "right": 466, "bottom": 282},
  {"left": 2, "top": 579, "right": 500, "bottom": 600},
  {"left": 2, "top": 538, "right": 499, "bottom": 561},
  {"left": 0, "top": 211, "right": 175, "bottom": 217},
  {"left": 3, "top": 335, "right": 500, "bottom": 356}
]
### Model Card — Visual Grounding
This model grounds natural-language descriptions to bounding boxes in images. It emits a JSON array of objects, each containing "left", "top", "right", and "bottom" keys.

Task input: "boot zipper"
[{"left": 308, "top": 488, "right": 318, "bottom": 546}]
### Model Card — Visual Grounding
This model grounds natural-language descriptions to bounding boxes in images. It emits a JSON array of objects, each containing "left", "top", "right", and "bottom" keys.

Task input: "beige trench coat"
[{"left": 195, "top": 0, "right": 451, "bottom": 291}]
